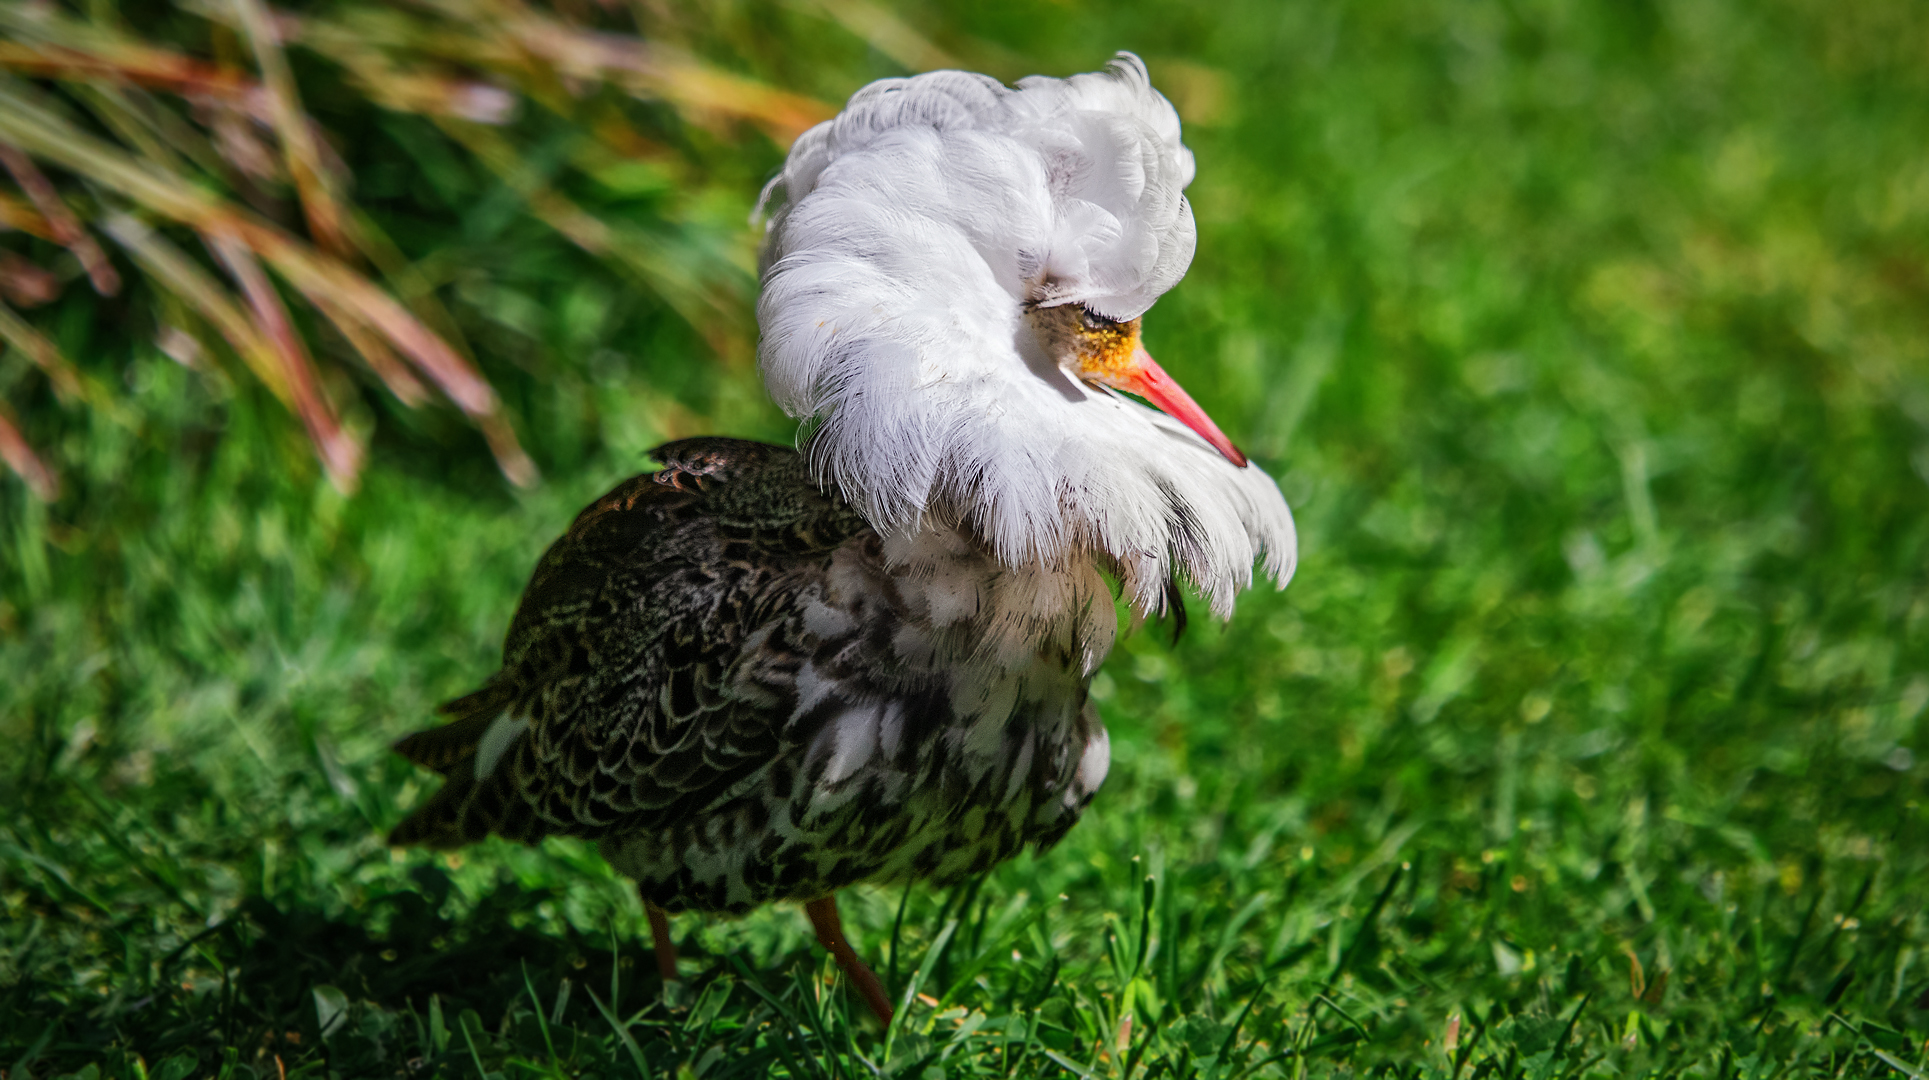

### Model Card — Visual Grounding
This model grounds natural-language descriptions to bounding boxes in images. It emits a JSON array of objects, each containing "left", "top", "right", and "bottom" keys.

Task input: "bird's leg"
[
  {"left": 643, "top": 897, "right": 679, "bottom": 984},
  {"left": 804, "top": 895, "right": 894, "bottom": 1024}
]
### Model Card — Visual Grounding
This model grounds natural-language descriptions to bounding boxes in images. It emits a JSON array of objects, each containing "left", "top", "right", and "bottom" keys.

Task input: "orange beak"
[{"left": 1098, "top": 342, "right": 1249, "bottom": 468}]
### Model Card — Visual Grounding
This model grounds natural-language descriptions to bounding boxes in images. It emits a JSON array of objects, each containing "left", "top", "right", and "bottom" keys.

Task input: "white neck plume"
[{"left": 756, "top": 54, "right": 1295, "bottom": 618}]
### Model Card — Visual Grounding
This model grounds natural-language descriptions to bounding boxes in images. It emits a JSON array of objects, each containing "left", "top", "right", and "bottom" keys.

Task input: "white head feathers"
[{"left": 756, "top": 53, "right": 1295, "bottom": 617}]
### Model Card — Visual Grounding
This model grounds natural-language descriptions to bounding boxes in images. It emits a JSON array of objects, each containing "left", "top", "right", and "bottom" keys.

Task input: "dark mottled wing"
[{"left": 388, "top": 437, "right": 868, "bottom": 850}]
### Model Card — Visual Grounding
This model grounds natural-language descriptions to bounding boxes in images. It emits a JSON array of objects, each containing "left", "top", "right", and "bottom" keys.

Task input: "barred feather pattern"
[{"left": 390, "top": 438, "right": 1113, "bottom": 914}]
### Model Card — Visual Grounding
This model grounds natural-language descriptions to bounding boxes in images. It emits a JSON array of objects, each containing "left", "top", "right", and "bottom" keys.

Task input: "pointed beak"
[{"left": 1103, "top": 341, "right": 1249, "bottom": 468}]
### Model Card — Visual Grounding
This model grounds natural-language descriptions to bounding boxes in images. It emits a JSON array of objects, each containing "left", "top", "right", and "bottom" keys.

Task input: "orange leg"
[
  {"left": 644, "top": 899, "right": 679, "bottom": 984},
  {"left": 805, "top": 895, "right": 894, "bottom": 1024}
]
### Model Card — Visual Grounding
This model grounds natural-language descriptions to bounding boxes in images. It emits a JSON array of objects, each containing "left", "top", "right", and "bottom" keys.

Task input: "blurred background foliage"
[
  {"left": 0, "top": 0, "right": 843, "bottom": 495},
  {"left": 3, "top": 0, "right": 1929, "bottom": 1077}
]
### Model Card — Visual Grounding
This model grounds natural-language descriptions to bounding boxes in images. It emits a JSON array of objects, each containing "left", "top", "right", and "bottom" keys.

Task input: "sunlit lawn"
[{"left": 3, "top": 1, "right": 1927, "bottom": 1076}]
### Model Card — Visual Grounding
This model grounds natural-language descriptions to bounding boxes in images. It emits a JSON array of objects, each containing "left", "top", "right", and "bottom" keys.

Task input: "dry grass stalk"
[
  {"left": 0, "top": 250, "right": 60, "bottom": 306},
  {"left": 0, "top": 399, "right": 57, "bottom": 500},
  {"left": 0, "top": 296, "right": 83, "bottom": 403},
  {"left": 0, "top": 190, "right": 56, "bottom": 239},
  {"left": 0, "top": 77, "right": 533, "bottom": 488},
  {"left": 228, "top": 0, "right": 355, "bottom": 257},
  {"left": 0, "top": 39, "right": 264, "bottom": 116},
  {"left": 0, "top": 0, "right": 824, "bottom": 499},
  {"left": 0, "top": 141, "right": 118, "bottom": 295},
  {"left": 207, "top": 229, "right": 364, "bottom": 491}
]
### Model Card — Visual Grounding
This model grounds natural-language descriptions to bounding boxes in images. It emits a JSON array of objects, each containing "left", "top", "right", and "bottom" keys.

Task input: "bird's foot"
[
  {"left": 804, "top": 895, "right": 894, "bottom": 1024},
  {"left": 645, "top": 899, "right": 680, "bottom": 985}
]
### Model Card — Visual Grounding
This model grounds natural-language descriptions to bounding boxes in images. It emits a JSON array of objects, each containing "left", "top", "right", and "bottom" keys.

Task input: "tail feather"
[
  {"left": 393, "top": 713, "right": 496, "bottom": 774},
  {"left": 387, "top": 754, "right": 556, "bottom": 849},
  {"left": 392, "top": 682, "right": 517, "bottom": 774},
  {"left": 438, "top": 681, "right": 518, "bottom": 718},
  {"left": 389, "top": 680, "right": 551, "bottom": 848},
  {"left": 387, "top": 760, "right": 480, "bottom": 848}
]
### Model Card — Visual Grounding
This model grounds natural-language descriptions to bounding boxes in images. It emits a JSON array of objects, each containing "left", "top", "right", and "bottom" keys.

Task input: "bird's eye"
[{"left": 1078, "top": 306, "right": 1114, "bottom": 332}]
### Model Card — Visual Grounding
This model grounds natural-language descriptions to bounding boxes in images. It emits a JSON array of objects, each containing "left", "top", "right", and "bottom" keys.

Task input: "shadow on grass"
[{"left": 3, "top": 864, "right": 768, "bottom": 1079}]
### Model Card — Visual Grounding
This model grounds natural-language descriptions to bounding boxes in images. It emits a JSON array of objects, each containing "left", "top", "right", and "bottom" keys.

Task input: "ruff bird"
[{"left": 389, "top": 53, "right": 1296, "bottom": 1023}]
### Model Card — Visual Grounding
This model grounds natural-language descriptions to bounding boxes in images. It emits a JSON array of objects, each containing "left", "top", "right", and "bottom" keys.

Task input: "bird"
[{"left": 386, "top": 52, "right": 1296, "bottom": 1024}]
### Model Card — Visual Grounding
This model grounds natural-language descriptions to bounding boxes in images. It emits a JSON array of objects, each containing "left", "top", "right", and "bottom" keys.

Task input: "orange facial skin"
[
  {"left": 1030, "top": 303, "right": 1250, "bottom": 468},
  {"left": 1066, "top": 310, "right": 1143, "bottom": 384}
]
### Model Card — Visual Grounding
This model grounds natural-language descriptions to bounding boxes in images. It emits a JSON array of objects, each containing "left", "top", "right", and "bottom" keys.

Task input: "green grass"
[{"left": 5, "top": 0, "right": 1929, "bottom": 1076}]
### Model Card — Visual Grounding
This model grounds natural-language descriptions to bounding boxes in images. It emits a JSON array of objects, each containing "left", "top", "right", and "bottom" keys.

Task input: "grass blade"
[
  {"left": 0, "top": 8, "right": 263, "bottom": 114},
  {"left": 0, "top": 86, "right": 534, "bottom": 485},
  {"left": 465, "top": 11, "right": 832, "bottom": 141},
  {"left": 0, "top": 401, "right": 57, "bottom": 500},
  {"left": 1321, "top": 863, "right": 1405, "bottom": 994},
  {"left": 520, "top": 961, "right": 560, "bottom": 1063},
  {"left": 306, "top": 290, "right": 428, "bottom": 405},
  {"left": 246, "top": 229, "right": 537, "bottom": 485},
  {"left": 229, "top": 0, "right": 353, "bottom": 256},
  {"left": 0, "top": 296, "right": 82, "bottom": 402},
  {"left": 206, "top": 229, "right": 362, "bottom": 491},
  {"left": 883, "top": 917, "right": 955, "bottom": 1060},
  {"left": 1040, "top": 1048, "right": 1102, "bottom": 1080},
  {"left": 1873, "top": 1049, "right": 1929, "bottom": 1080},
  {"left": 99, "top": 213, "right": 290, "bottom": 403},
  {"left": 0, "top": 141, "right": 118, "bottom": 294},
  {"left": 0, "top": 250, "right": 59, "bottom": 306},
  {"left": 431, "top": 117, "right": 745, "bottom": 358},
  {"left": 0, "top": 190, "right": 54, "bottom": 238},
  {"left": 806, "top": 0, "right": 959, "bottom": 74},
  {"left": 586, "top": 984, "right": 652, "bottom": 1080},
  {"left": 0, "top": 82, "right": 245, "bottom": 230}
]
